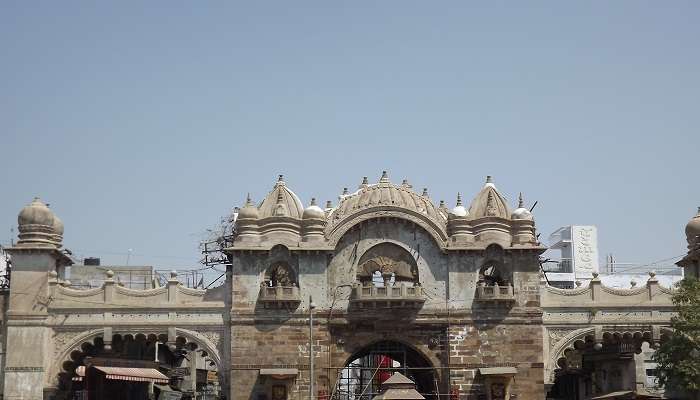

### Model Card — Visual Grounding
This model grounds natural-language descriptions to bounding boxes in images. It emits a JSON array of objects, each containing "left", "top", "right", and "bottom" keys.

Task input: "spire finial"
[
  {"left": 518, "top": 192, "right": 524, "bottom": 208},
  {"left": 422, "top": 188, "right": 429, "bottom": 197},
  {"left": 401, "top": 179, "right": 410, "bottom": 187},
  {"left": 379, "top": 170, "right": 389, "bottom": 183},
  {"left": 278, "top": 174, "right": 284, "bottom": 182},
  {"left": 342, "top": 187, "right": 349, "bottom": 195},
  {"left": 486, "top": 175, "right": 493, "bottom": 184},
  {"left": 325, "top": 200, "right": 332, "bottom": 209},
  {"left": 359, "top": 177, "right": 369, "bottom": 188},
  {"left": 439, "top": 200, "right": 445, "bottom": 208},
  {"left": 245, "top": 193, "right": 253, "bottom": 206},
  {"left": 456, "top": 192, "right": 462, "bottom": 206},
  {"left": 310, "top": 198, "right": 317, "bottom": 206}
]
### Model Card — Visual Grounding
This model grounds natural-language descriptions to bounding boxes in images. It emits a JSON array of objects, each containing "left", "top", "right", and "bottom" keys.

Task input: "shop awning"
[
  {"left": 478, "top": 367, "right": 517, "bottom": 376},
  {"left": 259, "top": 368, "right": 298, "bottom": 379},
  {"left": 94, "top": 366, "right": 169, "bottom": 384}
]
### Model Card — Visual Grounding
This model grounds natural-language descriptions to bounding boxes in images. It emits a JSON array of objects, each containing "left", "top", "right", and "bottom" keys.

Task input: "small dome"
[
  {"left": 686, "top": 207, "right": 700, "bottom": 245},
  {"left": 511, "top": 193, "right": 533, "bottom": 220},
  {"left": 18, "top": 197, "right": 55, "bottom": 227},
  {"left": 303, "top": 198, "right": 325, "bottom": 219},
  {"left": 238, "top": 194, "right": 259, "bottom": 219},
  {"left": 468, "top": 176, "right": 511, "bottom": 219},
  {"left": 449, "top": 193, "right": 468, "bottom": 217},
  {"left": 258, "top": 175, "right": 304, "bottom": 219}
]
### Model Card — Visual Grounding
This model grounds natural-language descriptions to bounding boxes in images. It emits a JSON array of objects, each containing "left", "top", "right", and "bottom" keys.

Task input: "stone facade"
[{"left": 0, "top": 178, "right": 694, "bottom": 400}]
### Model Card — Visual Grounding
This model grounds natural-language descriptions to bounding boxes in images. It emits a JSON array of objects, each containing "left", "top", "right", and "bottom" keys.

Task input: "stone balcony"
[
  {"left": 258, "top": 285, "right": 301, "bottom": 309},
  {"left": 349, "top": 283, "right": 425, "bottom": 309},
  {"left": 474, "top": 284, "right": 515, "bottom": 303}
]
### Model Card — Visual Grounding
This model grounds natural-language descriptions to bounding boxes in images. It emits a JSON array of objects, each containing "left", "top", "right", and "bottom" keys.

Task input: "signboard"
[{"left": 572, "top": 226, "right": 599, "bottom": 278}]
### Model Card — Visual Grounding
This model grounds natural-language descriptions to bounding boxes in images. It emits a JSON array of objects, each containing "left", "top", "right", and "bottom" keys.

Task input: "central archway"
[{"left": 334, "top": 340, "right": 437, "bottom": 400}]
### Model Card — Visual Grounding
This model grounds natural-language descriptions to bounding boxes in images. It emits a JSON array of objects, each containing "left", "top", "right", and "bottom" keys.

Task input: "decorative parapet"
[
  {"left": 349, "top": 283, "right": 425, "bottom": 309},
  {"left": 257, "top": 285, "right": 301, "bottom": 309},
  {"left": 48, "top": 269, "right": 223, "bottom": 309},
  {"left": 541, "top": 271, "right": 675, "bottom": 307},
  {"left": 474, "top": 284, "right": 515, "bottom": 302}
]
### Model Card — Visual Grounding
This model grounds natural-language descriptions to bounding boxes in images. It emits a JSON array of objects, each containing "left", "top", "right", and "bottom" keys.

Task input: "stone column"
[{"left": 3, "top": 247, "right": 71, "bottom": 400}]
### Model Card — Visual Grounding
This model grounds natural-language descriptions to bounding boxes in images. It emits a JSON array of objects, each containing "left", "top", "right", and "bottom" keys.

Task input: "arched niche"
[
  {"left": 478, "top": 244, "right": 511, "bottom": 286},
  {"left": 263, "top": 261, "right": 298, "bottom": 287},
  {"left": 357, "top": 242, "right": 419, "bottom": 287}
]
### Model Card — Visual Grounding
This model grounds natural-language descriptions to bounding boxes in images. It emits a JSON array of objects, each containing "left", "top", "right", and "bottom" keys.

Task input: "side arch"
[
  {"left": 545, "top": 327, "right": 596, "bottom": 384},
  {"left": 49, "top": 328, "right": 105, "bottom": 387}
]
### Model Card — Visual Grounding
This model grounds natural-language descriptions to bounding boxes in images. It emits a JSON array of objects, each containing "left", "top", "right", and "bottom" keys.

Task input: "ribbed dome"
[
  {"left": 686, "top": 207, "right": 700, "bottom": 246},
  {"left": 331, "top": 172, "right": 445, "bottom": 224},
  {"left": 511, "top": 193, "right": 533, "bottom": 220},
  {"left": 468, "top": 176, "right": 511, "bottom": 219},
  {"left": 258, "top": 175, "right": 304, "bottom": 219},
  {"left": 18, "top": 197, "right": 55, "bottom": 227},
  {"left": 303, "top": 198, "right": 325, "bottom": 219}
]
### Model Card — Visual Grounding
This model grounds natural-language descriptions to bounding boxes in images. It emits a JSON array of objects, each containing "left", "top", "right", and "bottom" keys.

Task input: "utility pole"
[{"left": 309, "top": 295, "right": 316, "bottom": 400}]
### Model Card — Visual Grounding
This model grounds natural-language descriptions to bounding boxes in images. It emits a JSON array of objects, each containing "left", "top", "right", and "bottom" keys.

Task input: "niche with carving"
[{"left": 356, "top": 243, "right": 419, "bottom": 287}]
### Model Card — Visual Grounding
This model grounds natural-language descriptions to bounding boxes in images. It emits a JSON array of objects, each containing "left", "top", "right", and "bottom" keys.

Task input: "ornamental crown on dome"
[{"left": 231, "top": 173, "right": 539, "bottom": 249}]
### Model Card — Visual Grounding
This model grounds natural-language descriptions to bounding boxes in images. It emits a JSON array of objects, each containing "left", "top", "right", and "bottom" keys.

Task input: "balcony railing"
[
  {"left": 258, "top": 285, "right": 301, "bottom": 308},
  {"left": 474, "top": 284, "right": 515, "bottom": 302},
  {"left": 349, "top": 283, "right": 425, "bottom": 309},
  {"left": 542, "top": 258, "right": 573, "bottom": 273}
]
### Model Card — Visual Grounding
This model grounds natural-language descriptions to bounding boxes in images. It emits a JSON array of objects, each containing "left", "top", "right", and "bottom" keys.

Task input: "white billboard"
[{"left": 572, "top": 226, "right": 599, "bottom": 278}]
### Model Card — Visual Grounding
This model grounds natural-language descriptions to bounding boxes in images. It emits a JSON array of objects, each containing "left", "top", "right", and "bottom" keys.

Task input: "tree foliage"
[{"left": 653, "top": 277, "right": 700, "bottom": 392}]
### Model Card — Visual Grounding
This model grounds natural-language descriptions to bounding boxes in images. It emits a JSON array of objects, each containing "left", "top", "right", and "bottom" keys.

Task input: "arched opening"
[
  {"left": 547, "top": 331, "right": 665, "bottom": 399},
  {"left": 333, "top": 340, "right": 437, "bottom": 400},
  {"left": 57, "top": 333, "right": 221, "bottom": 400}
]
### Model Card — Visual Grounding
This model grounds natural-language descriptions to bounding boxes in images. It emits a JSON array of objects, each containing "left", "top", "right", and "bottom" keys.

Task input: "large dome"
[{"left": 329, "top": 172, "right": 446, "bottom": 228}]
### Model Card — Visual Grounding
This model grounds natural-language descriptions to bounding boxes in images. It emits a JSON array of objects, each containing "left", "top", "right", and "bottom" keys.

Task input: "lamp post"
[{"left": 309, "top": 295, "right": 316, "bottom": 400}]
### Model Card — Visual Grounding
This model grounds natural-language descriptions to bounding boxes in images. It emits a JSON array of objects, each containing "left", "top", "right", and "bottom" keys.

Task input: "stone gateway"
[{"left": 1, "top": 173, "right": 694, "bottom": 400}]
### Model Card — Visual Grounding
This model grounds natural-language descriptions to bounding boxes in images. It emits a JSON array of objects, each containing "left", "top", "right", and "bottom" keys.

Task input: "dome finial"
[
  {"left": 342, "top": 187, "right": 349, "bottom": 195},
  {"left": 245, "top": 193, "right": 254, "bottom": 206},
  {"left": 518, "top": 192, "right": 524, "bottom": 208},
  {"left": 325, "top": 200, "right": 332, "bottom": 209},
  {"left": 310, "top": 198, "right": 317, "bottom": 206},
  {"left": 422, "top": 188, "right": 429, "bottom": 197},
  {"left": 456, "top": 192, "right": 462, "bottom": 206},
  {"left": 439, "top": 200, "right": 445, "bottom": 208},
  {"left": 401, "top": 179, "right": 411, "bottom": 188},
  {"left": 486, "top": 175, "right": 493, "bottom": 183},
  {"left": 359, "top": 176, "right": 369, "bottom": 189},
  {"left": 379, "top": 170, "right": 389, "bottom": 183},
  {"left": 278, "top": 174, "right": 284, "bottom": 182}
]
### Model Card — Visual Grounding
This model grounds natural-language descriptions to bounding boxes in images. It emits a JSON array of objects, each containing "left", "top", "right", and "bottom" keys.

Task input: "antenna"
[
  {"left": 126, "top": 249, "right": 133, "bottom": 266},
  {"left": 529, "top": 201, "right": 538, "bottom": 212}
]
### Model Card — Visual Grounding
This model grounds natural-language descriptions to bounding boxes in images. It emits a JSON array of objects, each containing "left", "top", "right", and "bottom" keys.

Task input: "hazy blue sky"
[{"left": 1, "top": 2, "right": 698, "bottom": 272}]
